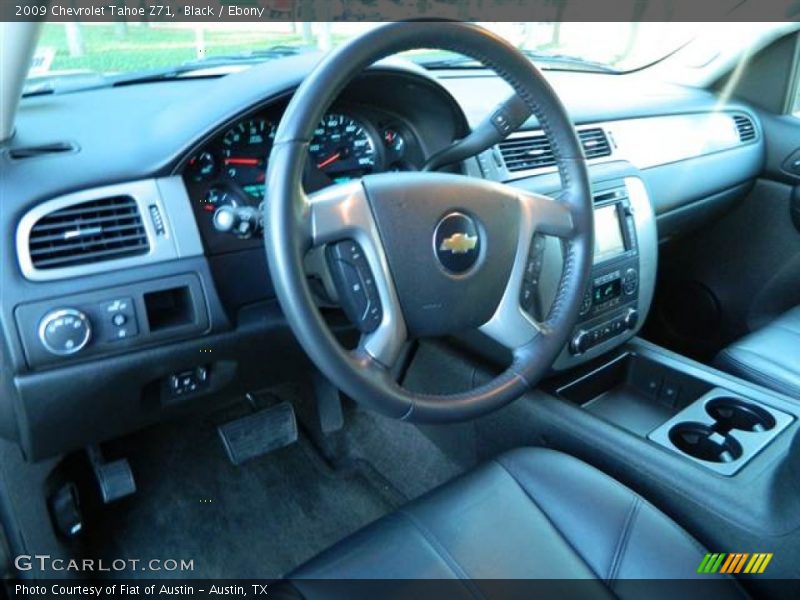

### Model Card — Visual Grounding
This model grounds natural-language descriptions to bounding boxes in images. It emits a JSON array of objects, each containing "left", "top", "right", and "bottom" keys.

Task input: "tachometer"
[
  {"left": 309, "top": 113, "right": 378, "bottom": 182},
  {"left": 221, "top": 117, "right": 274, "bottom": 199}
]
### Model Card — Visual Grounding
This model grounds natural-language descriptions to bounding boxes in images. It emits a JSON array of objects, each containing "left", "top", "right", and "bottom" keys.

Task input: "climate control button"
[{"left": 38, "top": 309, "right": 92, "bottom": 356}]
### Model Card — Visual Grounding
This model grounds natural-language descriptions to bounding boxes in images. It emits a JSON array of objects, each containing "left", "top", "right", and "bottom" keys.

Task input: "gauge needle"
[
  {"left": 316, "top": 152, "right": 341, "bottom": 169},
  {"left": 225, "top": 157, "right": 261, "bottom": 166}
]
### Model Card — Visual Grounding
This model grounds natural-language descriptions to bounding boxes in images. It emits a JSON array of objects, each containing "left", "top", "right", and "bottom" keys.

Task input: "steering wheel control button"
[
  {"left": 327, "top": 240, "right": 383, "bottom": 333},
  {"left": 99, "top": 297, "right": 139, "bottom": 342},
  {"left": 523, "top": 240, "right": 545, "bottom": 283},
  {"left": 433, "top": 212, "right": 481, "bottom": 274},
  {"left": 520, "top": 234, "right": 546, "bottom": 319},
  {"left": 520, "top": 280, "right": 537, "bottom": 314},
  {"left": 39, "top": 309, "right": 92, "bottom": 356}
]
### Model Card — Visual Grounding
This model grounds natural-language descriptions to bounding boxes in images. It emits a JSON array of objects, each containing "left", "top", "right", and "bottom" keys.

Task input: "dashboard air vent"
[
  {"left": 497, "top": 133, "right": 554, "bottom": 172},
  {"left": 733, "top": 114, "right": 756, "bottom": 142},
  {"left": 578, "top": 128, "right": 612, "bottom": 159},
  {"left": 8, "top": 142, "right": 76, "bottom": 160},
  {"left": 28, "top": 196, "right": 149, "bottom": 270},
  {"left": 498, "top": 127, "right": 612, "bottom": 172}
]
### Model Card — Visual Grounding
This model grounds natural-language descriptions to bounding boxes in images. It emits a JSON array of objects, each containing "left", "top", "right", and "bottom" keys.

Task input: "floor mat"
[
  {"left": 339, "top": 408, "right": 467, "bottom": 500},
  {"left": 81, "top": 411, "right": 401, "bottom": 579}
]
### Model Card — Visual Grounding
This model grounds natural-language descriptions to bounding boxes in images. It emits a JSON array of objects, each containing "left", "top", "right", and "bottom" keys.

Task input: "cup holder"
[
  {"left": 706, "top": 397, "right": 776, "bottom": 433},
  {"left": 650, "top": 387, "right": 792, "bottom": 475},
  {"left": 668, "top": 422, "right": 743, "bottom": 464}
]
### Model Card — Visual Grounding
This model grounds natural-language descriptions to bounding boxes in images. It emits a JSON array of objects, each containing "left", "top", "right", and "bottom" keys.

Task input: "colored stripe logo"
[{"left": 697, "top": 553, "right": 773, "bottom": 574}]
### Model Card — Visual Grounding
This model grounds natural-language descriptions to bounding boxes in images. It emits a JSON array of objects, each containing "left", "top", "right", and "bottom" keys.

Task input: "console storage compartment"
[
  {"left": 556, "top": 353, "right": 712, "bottom": 435},
  {"left": 554, "top": 351, "right": 794, "bottom": 475}
]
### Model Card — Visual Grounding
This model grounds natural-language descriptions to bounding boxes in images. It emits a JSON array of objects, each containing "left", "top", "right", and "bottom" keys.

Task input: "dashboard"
[{"left": 1, "top": 55, "right": 765, "bottom": 460}]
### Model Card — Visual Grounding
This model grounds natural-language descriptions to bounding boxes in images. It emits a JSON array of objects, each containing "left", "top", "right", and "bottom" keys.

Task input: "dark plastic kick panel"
[{"left": 15, "top": 273, "right": 210, "bottom": 370}]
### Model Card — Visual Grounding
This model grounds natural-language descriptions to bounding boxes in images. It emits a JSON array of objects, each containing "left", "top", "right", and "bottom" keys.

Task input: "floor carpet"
[{"left": 80, "top": 408, "right": 402, "bottom": 579}]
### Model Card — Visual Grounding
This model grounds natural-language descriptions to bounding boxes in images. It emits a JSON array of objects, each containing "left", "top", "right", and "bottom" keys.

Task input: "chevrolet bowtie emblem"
[
  {"left": 434, "top": 212, "right": 481, "bottom": 273},
  {"left": 439, "top": 232, "right": 478, "bottom": 254}
]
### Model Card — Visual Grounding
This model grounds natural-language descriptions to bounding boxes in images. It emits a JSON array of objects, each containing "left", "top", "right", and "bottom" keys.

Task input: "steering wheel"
[{"left": 265, "top": 22, "right": 593, "bottom": 423}]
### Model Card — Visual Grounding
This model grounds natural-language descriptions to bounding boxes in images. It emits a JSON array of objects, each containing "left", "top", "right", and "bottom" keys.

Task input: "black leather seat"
[
  {"left": 715, "top": 306, "right": 800, "bottom": 399},
  {"left": 288, "top": 448, "right": 743, "bottom": 598}
]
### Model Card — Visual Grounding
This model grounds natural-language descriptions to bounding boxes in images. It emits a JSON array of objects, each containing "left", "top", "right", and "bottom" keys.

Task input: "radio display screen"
[
  {"left": 594, "top": 204, "right": 626, "bottom": 263},
  {"left": 593, "top": 278, "right": 622, "bottom": 306}
]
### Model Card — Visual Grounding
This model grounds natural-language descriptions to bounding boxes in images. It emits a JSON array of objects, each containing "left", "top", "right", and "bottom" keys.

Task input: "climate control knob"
[
  {"left": 38, "top": 309, "right": 92, "bottom": 356},
  {"left": 623, "top": 308, "right": 640, "bottom": 330},
  {"left": 570, "top": 329, "right": 590, "bottom": 355},
  {"left": 622, "top": 268, "right": 639, "bottom": 295}
]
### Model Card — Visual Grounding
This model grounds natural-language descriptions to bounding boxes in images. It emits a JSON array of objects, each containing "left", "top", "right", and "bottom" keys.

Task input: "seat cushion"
[
  {"left": 288, "top": 448, "right": 744, "bottom": 598},
  {"left": 715, "top": 306, "right": 800, "bottom": 399}
]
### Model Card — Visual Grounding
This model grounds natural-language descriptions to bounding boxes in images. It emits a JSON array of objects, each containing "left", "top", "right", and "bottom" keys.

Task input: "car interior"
[{"left": 2, "top": 16, "right": 800, "bottom": 598}]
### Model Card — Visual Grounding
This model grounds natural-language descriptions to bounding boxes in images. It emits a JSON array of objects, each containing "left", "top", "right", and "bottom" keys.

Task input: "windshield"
[{"left": 28, "top": 21, "right": 705, "bottom": 84}]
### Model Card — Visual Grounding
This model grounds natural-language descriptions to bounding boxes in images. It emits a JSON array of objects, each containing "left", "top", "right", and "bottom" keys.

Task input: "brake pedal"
[
  {"left": 87, "top": 445, "right": 136, "bottom": 504},
  {"left": 218, "top": 401, "right": 298, "bottom": 465}
]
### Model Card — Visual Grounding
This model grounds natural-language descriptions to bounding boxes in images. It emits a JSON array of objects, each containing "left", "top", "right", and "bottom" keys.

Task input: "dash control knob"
[
  {"left": 622, "top": 268, "right": 639, "bottom": 295},
  {"left": 38, "top": 308, "right": 92, "bottom": 356},
  {"left": 623, "top": 308, "right": 640, "bottom": 330},
  {"left": 213, "top": 205, "right": 261, "bottom": 239},
  {"left": 570, "top": 329, "right": 590, "bottom": 355}
]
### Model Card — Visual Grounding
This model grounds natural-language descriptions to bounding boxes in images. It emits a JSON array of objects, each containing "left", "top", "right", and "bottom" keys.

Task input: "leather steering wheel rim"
[{"left": 265, "top": 22, "right": 594, "bottom": 423}]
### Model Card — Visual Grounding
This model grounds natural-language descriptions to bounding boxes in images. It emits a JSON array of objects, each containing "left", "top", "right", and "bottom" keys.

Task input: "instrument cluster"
[{"left": 183, "top": 104, "right": 425, "bottom": 254}]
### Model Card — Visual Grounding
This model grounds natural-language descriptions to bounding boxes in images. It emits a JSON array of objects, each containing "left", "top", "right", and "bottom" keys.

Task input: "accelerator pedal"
[
  {"left": 87, "top": 445, "right": 137, "bottom": 504},
  {"left": 218, "top": 401, "right": 298, "bottom": 466}
]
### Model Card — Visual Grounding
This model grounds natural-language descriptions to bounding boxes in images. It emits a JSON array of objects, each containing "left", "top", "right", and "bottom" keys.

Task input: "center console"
[
  {"left": 551, "top": 345, "right": 796, "bottom": 477},
  {"left": 570, "top": 185, "right": 641, "bottom": 355},
  {"left": 548, "top": 175, "right": 658, "bottom": 371}
]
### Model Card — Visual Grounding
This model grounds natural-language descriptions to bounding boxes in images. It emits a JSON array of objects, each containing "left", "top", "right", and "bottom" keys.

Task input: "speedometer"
[{"left": 309, "top": 113, "right": 378, "bottom": 182}]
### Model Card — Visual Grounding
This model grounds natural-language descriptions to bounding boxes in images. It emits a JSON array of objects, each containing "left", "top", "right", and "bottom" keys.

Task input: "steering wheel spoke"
[
  {"left": 306, "top": 182, "right": 408, "bottom": 368},
  {"left": 519, "top": 188, "right": 577, "bottom": 239},
  {"left": 479, "top": 188, "right": 574, "bottom": 350}
]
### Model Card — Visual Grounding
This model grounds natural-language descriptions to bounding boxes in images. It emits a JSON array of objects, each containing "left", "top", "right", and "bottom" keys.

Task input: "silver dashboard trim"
[
  {"left": 308, "top": 182, "right": 408, "bottom": 367},
  {"left": 551, "top": 175, "right": 657, "bottom": 371},
  {"left": 16, "top": 176, "right": 204, "bottom": 282},
  {"left": 478, "top": 189, "right": 573, "bottom": 349}
]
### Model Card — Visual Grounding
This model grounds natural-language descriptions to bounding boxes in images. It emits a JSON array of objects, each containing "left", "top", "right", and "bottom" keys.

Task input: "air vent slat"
[
  {"left": 733, "top": 115, "right": 756, "bottom": 142},
  {"left": 30, "top": 224, "right": 145, "bottom": 245},
  {"left": 8, "top": 142, "right": 75, "bottom": 160},
  {"left": 578, "top": 128, "right": 612, "bottom": 159},
  {"left": 31, "top": 245, "right": 150, "bottom": 269},
  {"left": 31, "top": 203, "right": 138, "bottom": 220},
  {"left": 498, "top": 127, "right": 611, "bottom": 173},
  {"left": 28, "top": 195, "right": 149, "bottom": 270},
  {"left": 30, "top": 212, "right": 140, "bottom": 233},
  {"left": 29, "top": 231, "right": 147, "bottom": 256}
]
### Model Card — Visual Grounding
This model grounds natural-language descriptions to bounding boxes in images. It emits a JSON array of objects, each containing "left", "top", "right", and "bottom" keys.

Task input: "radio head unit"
[{"left": 570, "top": 184, "right": 641, "bottom": 355}]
